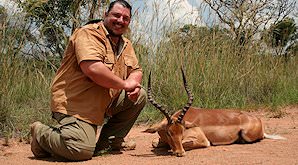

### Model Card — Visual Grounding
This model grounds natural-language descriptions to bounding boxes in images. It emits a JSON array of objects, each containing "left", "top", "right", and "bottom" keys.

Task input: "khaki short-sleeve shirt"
[{"left": 51, "top": 22, "right": 142, "bottom": 125}]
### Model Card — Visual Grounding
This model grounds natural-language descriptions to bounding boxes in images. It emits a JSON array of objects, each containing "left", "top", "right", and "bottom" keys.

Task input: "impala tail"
[{"left": 264, "top": 133, "right": 286, "bottom": 140}]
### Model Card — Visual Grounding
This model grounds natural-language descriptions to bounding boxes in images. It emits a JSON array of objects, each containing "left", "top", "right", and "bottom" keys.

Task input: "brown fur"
[{"left": 144, "top": 108, "right": 265, "bottom": 157}]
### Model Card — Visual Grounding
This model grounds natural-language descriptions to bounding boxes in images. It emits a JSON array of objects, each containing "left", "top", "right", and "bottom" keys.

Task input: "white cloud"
[
  {"left": 130, "top": 0, "right": 203, "bottom": 44},
  {"left": 187, "top": 0, "right": 202, "bottom": 7},
  {"left": 0, "top": 0, "right": 20, "bottom": 15}
]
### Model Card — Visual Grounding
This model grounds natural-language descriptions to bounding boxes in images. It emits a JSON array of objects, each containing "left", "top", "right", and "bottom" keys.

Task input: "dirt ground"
[{"left": 1, "top": 106, "right": 297, "bottom": 165}]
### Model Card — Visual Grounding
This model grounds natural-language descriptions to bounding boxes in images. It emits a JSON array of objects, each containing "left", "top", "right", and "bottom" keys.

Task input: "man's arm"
[
  {"left": 127, "top": 70, "right": 142, "bottom": 84},
  {"left": 80, "top": 60, "right": 140, "bottom": 91}
]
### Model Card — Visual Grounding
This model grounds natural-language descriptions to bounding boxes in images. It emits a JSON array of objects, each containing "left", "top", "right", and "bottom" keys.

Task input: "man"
[{"left": 30, "top": 0, "right": 147, "bottom": 161}]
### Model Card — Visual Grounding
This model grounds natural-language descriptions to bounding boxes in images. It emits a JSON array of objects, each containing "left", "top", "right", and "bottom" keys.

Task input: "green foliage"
[
  {"left": 286, "top": 41, "right": 298, "bottom": 56},
  {"left": 0, "top": 5, "right": 56, "bottom": 139},
  {"left": 0, "top": 5, "right": 7, "bottom": 23},
  {"left": 17, "top": 0, "right": 109, "bottom": 57},
  {"left": 268, "top": 18, "right": 297, "bottom": 48},
  {"left": 140, "top": 24, "right": 298, "bottom": 121},
  {"left": 0, "top": 54, "right": 54, "bottom": 139},
  {"left": 18, "top": 0, "right": 73, "bottom": 56},
  {"left": 20, "top": 0, "right": 73, "bottom": 27}
]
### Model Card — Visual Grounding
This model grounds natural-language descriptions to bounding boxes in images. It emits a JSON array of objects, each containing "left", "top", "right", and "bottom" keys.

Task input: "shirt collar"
[
  {"left": 100, "top": 22, "right": 126, "bottom": 42},
  {"left": 99, "top": 22, "right": 127, "bottom": 57}
]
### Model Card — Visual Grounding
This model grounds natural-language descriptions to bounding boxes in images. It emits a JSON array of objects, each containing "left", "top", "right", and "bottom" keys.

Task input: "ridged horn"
[
  {"left": 147, "top": 71, "right": 172, "bottom": 124},
  {"left": 177, "top": 67, "right": 194, "bottom": 123}
]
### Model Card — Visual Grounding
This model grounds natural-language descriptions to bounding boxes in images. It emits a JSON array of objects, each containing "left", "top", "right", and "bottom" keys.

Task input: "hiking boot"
[
  {"left": 94, "top": 139, "right": 111, "bottom": 156},
  {"left": 93, "top": 137, "right": 113, "bottom": 156},
  {"left": 30, "top": 121, "right": 50, "bottom": 158},
  {"left": 95, "top": 136, "right": 136, "bottom": 154},
  {"left": 110, "top": 137, "right": 136, "bottom": 151}
]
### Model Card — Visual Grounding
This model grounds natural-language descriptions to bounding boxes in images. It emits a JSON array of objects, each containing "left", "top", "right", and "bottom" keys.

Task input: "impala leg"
[
  {"left": 152, "top": 137, "right": 170, "bottom": 148},
  {"left": 151, "top": 130, "right": 170, "bottom": 148},
  {"left": 239, "top": 114, "right": 265, "bottom": 143},
  {"left": 182, "top": 127, "right": 210, "bottom": 151}
]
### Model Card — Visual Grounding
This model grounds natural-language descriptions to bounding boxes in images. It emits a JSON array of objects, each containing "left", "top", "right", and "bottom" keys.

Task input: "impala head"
[{"left": 146, "top": 68, "right": 194, "bottom": 157}]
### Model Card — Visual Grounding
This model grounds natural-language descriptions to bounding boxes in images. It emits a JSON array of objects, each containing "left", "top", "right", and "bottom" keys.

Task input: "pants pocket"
[
  {"left": 59, "top": 116, "right": 96, "bottom": 150},
  {"left": 57, "top": 116, "right": 81, "bottom": 141}
]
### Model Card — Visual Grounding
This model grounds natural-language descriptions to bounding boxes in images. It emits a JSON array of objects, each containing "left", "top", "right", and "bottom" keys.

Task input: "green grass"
[{"left": 137, "top": 28, "right": 298, "bottom": 123}]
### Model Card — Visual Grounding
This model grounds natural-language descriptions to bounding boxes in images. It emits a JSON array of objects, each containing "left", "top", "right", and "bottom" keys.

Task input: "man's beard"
[{"left": 107, "top": 28, "right": 122, "bottom": 38}]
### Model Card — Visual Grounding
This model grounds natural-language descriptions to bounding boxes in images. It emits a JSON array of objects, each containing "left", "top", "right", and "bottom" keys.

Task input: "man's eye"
[
  {"left": 112, "top": 13, "right": 121, "bottom": 18},
  {"left": 123, "top": 17, "right": 130, "bottom": 22}
]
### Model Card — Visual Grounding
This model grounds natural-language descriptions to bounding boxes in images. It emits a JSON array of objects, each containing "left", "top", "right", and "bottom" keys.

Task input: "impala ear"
[
  {"left": 143, "top": 120, "right": 168, "bottom": 133},
  {"left": 180, "top": 120, "right": 186, "bottom": 126},
  {"left": 184, "top": 121, "right": 196, "bottom": 129},
  {"left": 143, "top": 127, "right": 157, "bottom": 133}
]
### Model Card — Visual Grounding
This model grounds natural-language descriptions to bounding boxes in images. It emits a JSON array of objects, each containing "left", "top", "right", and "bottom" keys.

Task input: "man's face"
[{"left": 104, "top": 3, "right": 131, "bottom": 36}]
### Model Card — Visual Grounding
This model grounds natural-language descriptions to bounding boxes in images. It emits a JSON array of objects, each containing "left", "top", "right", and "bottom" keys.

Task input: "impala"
[{"left": 144, "top": 68, "right": 285, "bottom": 157}]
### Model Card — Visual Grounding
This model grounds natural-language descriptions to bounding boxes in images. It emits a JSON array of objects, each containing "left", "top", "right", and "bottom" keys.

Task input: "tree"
[
  {"left": 270, "top": 18, "right": 296, "bottom": 47},
  {"left": 18, "top": 0, "right": 109, "bottom": 58},
  {"left": 263, "top": 17, "right": 297, "bottom": 58},
  {"left": 0, "top": 5, "right": 7, "bottom": 29},
  {"left": 0, "top": 4, "right": 34, "bottom": 59},
  {"left": 202, "top": 0, "right": 296, "bottom": 45}
]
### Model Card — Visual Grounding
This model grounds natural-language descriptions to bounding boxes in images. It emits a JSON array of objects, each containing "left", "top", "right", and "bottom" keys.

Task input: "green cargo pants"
[
  {"left": 35, "top": 112, "right": 97, "bottom": 161},
  {"left": 35, "top": 88, "right": 147, "bottom": 161},
  {"left": 96, "top": 88, "right": 147, "bottom": 149}
]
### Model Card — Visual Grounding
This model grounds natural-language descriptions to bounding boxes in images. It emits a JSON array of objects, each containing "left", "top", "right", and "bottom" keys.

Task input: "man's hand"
[
  {"left": 124, "top": 71, "right": 143, "bottom": 102},
  {"left": 123, "top": 79, "right": 141, "bottom": 91},
  {"left": 127, "top": 86, "right": 141, "bottom": 102},
  {"left": 124, "top": 79, "right": 141, "bottom": 102}
]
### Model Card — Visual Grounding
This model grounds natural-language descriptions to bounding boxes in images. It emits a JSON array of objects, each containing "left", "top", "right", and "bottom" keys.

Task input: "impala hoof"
[{"left": 174, "top": 151, "right": 186, "bottom": 157}]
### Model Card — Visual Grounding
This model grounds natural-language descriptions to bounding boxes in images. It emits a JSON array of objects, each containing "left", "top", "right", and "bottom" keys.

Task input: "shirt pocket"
[
  {"left": 104, "top": 51, "right": 115, "bottom": 70},
  {"left": 124, "top": 54, "right": 138, "bottom": 70}
]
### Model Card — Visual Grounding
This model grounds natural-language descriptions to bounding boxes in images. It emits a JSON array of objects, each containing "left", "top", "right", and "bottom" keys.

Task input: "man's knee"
[{"left": 64, "top": 147, "right": 94, "bottom": 161}]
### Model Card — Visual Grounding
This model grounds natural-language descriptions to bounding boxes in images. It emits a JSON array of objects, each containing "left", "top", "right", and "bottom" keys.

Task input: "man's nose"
[{"left": 117, "top": 16, "right": 124, "bottom": 23}]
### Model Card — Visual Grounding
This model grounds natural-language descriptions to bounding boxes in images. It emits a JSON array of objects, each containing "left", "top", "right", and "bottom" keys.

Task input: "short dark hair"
[{"left": 107, "top": 0, "right": 132, "bottom": 17}]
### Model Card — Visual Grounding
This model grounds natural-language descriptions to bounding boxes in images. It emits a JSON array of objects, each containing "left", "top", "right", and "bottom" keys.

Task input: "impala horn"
[
  {"left": 177, "top": 67, "right": 194, "bottom": 123},
  {"left": 147, "top": 71, "right": 172, "bottom": 124}
]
